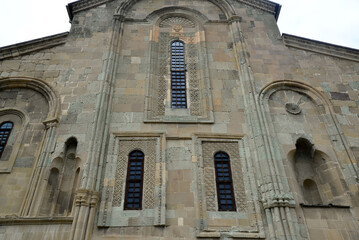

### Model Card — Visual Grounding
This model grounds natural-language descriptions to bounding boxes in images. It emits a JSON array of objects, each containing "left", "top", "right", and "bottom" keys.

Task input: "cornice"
[
  {"left": 66, "top": 0, "right": 281, "bottom": 21},
  {"left": 237, "top": 0, "right": 281, "bottom": 20},
  {"left": 67, "top": 0, "right": 111, "bottom": 20},
  {"left": 283, "top": 33, "right": 359, "bottom": 63},
  {"left": 0, "top": 32, "right": 68, "bottom": 61},
  {"left": 0, "top": 216, "right": 73, "bottom": 225}
]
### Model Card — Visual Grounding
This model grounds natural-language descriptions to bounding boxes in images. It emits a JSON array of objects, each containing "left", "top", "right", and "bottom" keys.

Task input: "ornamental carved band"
[
  {"left": 112, "top": 139, "right": 157, "bottom": 209},
  {"left": 202, "top": 141, "right": 247, "bottom": 212},
  {"left": 145, "top": 15, "right": 213, "bottom": 123}
]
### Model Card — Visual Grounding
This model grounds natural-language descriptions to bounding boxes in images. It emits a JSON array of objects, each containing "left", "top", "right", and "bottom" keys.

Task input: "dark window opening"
[
  {"left": 171, "top": 41, "right": 187, "bottom": 108},
  {"left": 0, "top": 121, "right": 13, "bottom": 159},
  {"left": 124, "top": 150, "right": 144, "bottom": 210},
  {"left": 214, "top": 151, "right": 236, "bottom": 211}
]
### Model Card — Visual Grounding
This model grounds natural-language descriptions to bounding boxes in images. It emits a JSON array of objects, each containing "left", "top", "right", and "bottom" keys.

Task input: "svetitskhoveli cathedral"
[{"left": 0, "top": 1, "right": 359, "bottom": 239}]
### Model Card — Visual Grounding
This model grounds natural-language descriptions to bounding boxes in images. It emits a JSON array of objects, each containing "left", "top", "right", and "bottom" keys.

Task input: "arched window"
[
  {"left": 0, "top": 121, "right": 13, "bottom": 159},
  {"left": 171, "top": 41, "right": 187, "bottom": 108},
  {"left": 124, "top": 150, "right": 145, "bottom": 210},
  {"left": 214, "top": 151, "right": 236, "bottom": 211}
]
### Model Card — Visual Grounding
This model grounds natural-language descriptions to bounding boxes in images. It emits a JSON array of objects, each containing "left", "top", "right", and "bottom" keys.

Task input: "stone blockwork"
[{"left": 0, "top": 0, "right": 359, "bottom": 240}]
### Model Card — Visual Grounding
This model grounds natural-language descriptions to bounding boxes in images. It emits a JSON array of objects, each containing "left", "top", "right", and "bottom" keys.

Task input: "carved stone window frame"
[
  {"left": 144, "top": 12, "right": 214, "bottom": 123},
  {"left": 194, "top": 134, "right": 264, "bottom": 238},
  {"left": 0, "top": 108, "right": 29, "bottom": 173},
  {"left": 98, "top": 133, "right": 166, "bottom": 227}
]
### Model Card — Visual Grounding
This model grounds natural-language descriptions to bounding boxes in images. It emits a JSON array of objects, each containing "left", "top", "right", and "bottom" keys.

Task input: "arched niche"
[
  {"left": 259, "top": 80, "right": 358, "bottom": 192},
  {"left": 258, "top": 80, "right": 355, "bottom": 207},
  {"left": 288, "top": 137, "right": 349, "bottom": 205},
  {"left": 40, "top": 137, "right": 82, "bottom": 216}
]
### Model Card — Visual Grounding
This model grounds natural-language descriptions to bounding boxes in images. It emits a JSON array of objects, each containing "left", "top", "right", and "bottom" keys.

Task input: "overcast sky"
[{"left": 0, "top": 0, "right": 358, "bottom": 49}]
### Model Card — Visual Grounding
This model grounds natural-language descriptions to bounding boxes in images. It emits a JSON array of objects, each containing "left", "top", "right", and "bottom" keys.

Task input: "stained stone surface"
[{"left": 0, "top": 0, "right": 358, "bottom": 240}]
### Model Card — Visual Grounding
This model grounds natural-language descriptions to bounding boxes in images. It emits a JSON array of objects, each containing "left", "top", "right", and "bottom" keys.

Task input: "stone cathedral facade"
[{"left": 0, "top": 0, "right": 358, "bottom": 239}]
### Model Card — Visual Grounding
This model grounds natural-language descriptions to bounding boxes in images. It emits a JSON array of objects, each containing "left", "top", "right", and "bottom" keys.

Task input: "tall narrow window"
[
  {"left": 171, "top": 41, "right": 187, "bottom": 108},
  {"left": 214, "top": 151, "right": 236, "bottom": 211},
  {"left": 0, "top": 121, "right": 13, "bottom": 159},
  {"left": 124, "top": 150, "right": 144, "bottom": 210}
]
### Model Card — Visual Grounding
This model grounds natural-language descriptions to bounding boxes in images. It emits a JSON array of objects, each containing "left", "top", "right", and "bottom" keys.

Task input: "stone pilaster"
[
  {"left": 69, "top": 13, "right": 124, "bottom": 240},
  {"left": 70, "top": 189, "right": 100, "bottom": 240},
  {"left": 228, "top": 17, "right": 302, "bottom": 240},
  {"left": 19, "top": 118, "right": 59, "bottom": 216}
]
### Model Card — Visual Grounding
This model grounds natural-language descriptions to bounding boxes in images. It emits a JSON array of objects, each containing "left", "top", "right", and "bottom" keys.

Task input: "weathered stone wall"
[
  {"left": 231, "top": 1, "right": 359, "bottom": 239},
  {"left": 0, "top": 0, "right": 358, "bottom": 240},
  {"left": 0, "top": 88, "right": 49, "bottom": 214},
  {"left": 0, "top": 224, "right": 71, "bottom": 240}
]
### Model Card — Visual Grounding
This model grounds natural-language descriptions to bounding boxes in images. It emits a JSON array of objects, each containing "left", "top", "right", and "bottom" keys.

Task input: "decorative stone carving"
[
  {"left": 145, "top": 13, "right": 214, "bottom": 123},
  {"left": 112, "top": 139, "right": 157, "bottom": 209},
  {"left": 269, "top": 90, "right": 309, "bottom": 116},
  {"left": 202, "top": 141, "right": 247, "bottom": 212},
  {"left": 172, "top": 24, "right": 183, "bottom": 32},
  {"left": 285, "top": 102, "right": 301, "bottom": 115},
  {"left": 262, "top": 193, "right": 296, "bottom": 209},
  {"left": 159, "top": 16, "right": 195, "bottom": 28},
  {"left": 43, "top": 118, "right": 59, "bottom": 129},
  {"left": 99, "top": 135, "right": 166, "bottom": 227}
]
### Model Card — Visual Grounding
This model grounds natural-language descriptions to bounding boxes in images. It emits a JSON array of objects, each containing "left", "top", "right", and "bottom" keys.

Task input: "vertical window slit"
[
  {"left": 214, "top": 151, "right": 236, "bottom": 211},
  {"left": 171, "top": 41, "right": 187, "bottom": 108},
  {"left": 124, "top": 150, "right": 144, "bottom": 210}
]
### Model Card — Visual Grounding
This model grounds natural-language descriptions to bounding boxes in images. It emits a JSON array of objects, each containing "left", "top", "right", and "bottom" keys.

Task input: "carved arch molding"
[
  {"left": 116, "top": 0, "right": 236, "bottom": 19},
  {"left": 259, "top": 80, "right": 358, "bottom": 198},
  {"left": 0, "top": 77, "right": 61, "bottom": 120},
  {"left": 145, "top": 12, "right": 214, "bottom": 123}
]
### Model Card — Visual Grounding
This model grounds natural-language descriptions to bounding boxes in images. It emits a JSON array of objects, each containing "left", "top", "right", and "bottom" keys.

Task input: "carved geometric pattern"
[
  {"left": 269, "top": 90, "right": 310, "bottom": 114},
  {"left": 154, "top": 32, "right": 202, "bottom": 118},
  {"left": 112, "top": 144, "right": 126, "bottom": 207},
  {"left": 156, "top": 32, "right": 170, "bottom": 116},
  {"left": 143, "top": 143, "right": 156, "bottom": 209},
  {"left": 159, "top": 16, "right": 195, "bottom": 28},
  {"left": 204, "top": 167, "right": 216, "bottom": 211},
  {"left": 202, "top": 141, "right": 247, "bottom": 211},
  {"left": 187, "top": 36, "right": 200, "bottom": 116},
  {"left": 112, "top": 139, "right": 157, "bottom": 209},
  {"left": 156, "top": 138, "right": 163, "bottom": 224}
]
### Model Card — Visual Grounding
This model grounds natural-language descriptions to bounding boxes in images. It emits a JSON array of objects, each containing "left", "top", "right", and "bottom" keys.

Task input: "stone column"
[
  {"left": 70, "top": 14, "right": 124, "bottom": 240},
  {"left": 19, "top": 118, "right": 59, "bottom": 216},
  {"left": 227, "top": 17, "right": 302, "bottom": 240}
]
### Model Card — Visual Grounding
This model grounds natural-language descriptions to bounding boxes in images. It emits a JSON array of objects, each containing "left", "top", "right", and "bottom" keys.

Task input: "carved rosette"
[{"left": 269, "top": 90, "right": 310, "bottom": 115}]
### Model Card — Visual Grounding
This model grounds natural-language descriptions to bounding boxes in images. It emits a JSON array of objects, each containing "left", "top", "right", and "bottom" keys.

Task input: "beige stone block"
[
  {"left": 308, "top": 229, "right": 326, "bottom": 240},
  {"left": 326, "top": 229, "right": 342, "bottom": 240}
]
